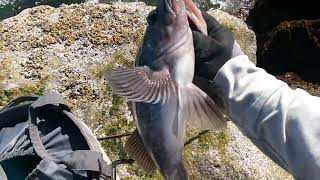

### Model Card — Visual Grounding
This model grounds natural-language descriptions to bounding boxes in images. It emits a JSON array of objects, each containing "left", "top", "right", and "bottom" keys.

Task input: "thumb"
[
  {"left": 192, "top": 31, "right": 225, "bottom": 63},
  {"left": 192, "top": 31, "right": 226, "bottom": 79}
]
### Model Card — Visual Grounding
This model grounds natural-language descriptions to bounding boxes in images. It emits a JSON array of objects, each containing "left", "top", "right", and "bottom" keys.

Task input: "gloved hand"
[
  {"left": 192, "top": 12, "right": 243, "bottom": 109},
  {"left": 192, "top": 12, "right": 243, "bottom": 80}
]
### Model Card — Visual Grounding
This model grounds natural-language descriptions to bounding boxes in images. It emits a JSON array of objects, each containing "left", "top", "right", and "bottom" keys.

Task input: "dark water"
[
  {"left": 0, "top": 0, "right": 253, "bottom": 20},
  {"left": 0, "top": 0, "right": 84, "bottom": 20}
]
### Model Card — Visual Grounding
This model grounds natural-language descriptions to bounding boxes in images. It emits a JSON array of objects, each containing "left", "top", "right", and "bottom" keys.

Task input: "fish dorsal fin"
[
  {"left": 125, "top": 129, "right": 157, "bottom": 172},
  {"left": 105, "top": 66, "right": 175, "bottom": 104},
  {"left": 180, "top": 83, "right": 227, "bottom": 130}
]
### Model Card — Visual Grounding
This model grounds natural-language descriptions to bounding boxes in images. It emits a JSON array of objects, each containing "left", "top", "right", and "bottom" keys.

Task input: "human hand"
[
  {"left": 192, "top": 12, "right": 243, "bottom": 80},
  {"left": 192, "top": 12, "right": 243, "bottom": 109}
]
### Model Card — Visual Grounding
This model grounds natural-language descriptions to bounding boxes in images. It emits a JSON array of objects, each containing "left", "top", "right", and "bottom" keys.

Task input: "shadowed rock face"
[
  {"left": 246, "top": 0, "right": 319, "bottom": 33},
  {"left": 246, "top": 0, "right": 320, "bottom": 83},
  {"left": 276, "top": 72, "right": 320, "bottom": 97},
  {"left": 257, "top": 20, "right": 320, "bottom": 82},
  {"left": 0, "top": 3, "right": 292, "bottom": 179}
]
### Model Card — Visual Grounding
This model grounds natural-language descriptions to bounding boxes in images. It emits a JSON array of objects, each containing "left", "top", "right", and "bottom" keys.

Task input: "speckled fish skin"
[
  {"left": 105, "top": 0, "right": 226, "bottom": 179},
  {"left": 133, "top": 1, "right": 193, "bottom": 178}
]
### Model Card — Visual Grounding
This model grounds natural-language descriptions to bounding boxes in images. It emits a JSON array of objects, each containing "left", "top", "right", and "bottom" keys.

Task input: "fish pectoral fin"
[
  {"left": 125, "top": 129, "right": 157, "bottom": 172},
  {"left": 181, "top": 83, "right": 227, "bottom": 130},
  {"left": 105, "top": 66, "right": 175, "bottom": 104}
]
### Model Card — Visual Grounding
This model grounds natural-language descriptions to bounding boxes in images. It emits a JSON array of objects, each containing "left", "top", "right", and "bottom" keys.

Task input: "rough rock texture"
[
  {"left": 219, "top": 0, "right": 254, "bottom": 20},
  {"left": 192, "top": 0, "right": 255, "bottom": 20},
  {"left": 246, "top": 0, "right": 319, "bottom": 33},
  {"left": 0, "top": 0, "right": 86, "bottom": 20},
  {"left": 276, "top": 72, "right": 320, "bottom": 97},
  {"left": 246, "top": 0, "right": 320, "bottom": 83},
  {"left": 207, "top": 9, "right": 256, "bottom": 64},
  {"left": 0, "top": 2, "right": 291, "bottom": 179},
  {"left": 257, "top": 19, "right": 320, "bottom": 82}
]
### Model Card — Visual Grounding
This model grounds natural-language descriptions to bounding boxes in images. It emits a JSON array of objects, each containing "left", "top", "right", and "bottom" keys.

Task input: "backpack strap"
[
  {"left": 59, "top": 150, "right": 113, "bottom": 179},
  {"left": 0, "top": 165, "right": 8, "bottom": 180},
  {"left": 0, "top": 96, "right": 38, "bottom": 112},
  {"left": 25, "top": 158, "right": 76, "bottom": 180},
  {"left": 1, "top": 92, "right": 114, "bottom": 179},
  {"left": 29, "top": 92, "right": 66, "bottom": 110},
  {"left": 26, "top": 92, "right": 114, "bottom": 179},
  {"left": 27, "top": 92, "right": 68, "bottom": 160},
  {"left": 0, "top": 96, "right": 38, "bottom": 128},
  {"left": 27, "top": 106, "right": 52, "bottom": 160},
  {"left": 25, "top": 151, "right": 113, "bottom": 180},
  {"left": 0, "top": 104, "right": 29, "bottom": 128}
]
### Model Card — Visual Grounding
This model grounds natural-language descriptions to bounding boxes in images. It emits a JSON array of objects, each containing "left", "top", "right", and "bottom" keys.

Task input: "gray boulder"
[{"left": 0, "top": 2, "right": 291, "bottom": 179}]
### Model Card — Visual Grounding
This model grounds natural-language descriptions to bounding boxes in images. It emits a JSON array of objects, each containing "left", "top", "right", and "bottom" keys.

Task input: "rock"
[
  {"left": 0, "top": 4, "right": 151, "bottom": 179},
  {"left": 246, "top": 0, "right": 319, "bottom": 34},
  {"left": 0, "top": 0, "right": 254, "bottom": 21},
  {"left": 219, "top": 0, "right": 255, "bottom": 20},
  {"left": 0, "top": 2, "right": 290, "bottom": 179},
  {"left": 276, "top": 72, "right": 320, "bottom": 97},
  {"left": 0, "top": 0, "right": 85, "bottom": 20},
  {"left": 192, "top": 0, "right": 255, "bottom": 20},
  {"left": 208, "top": 9, "right": 257, "bottom": 64},
  {"left": 184, "top": 123, "right": 293, "bottom": 180},
  {"left": 257, "top": 19, "right": 320, "bottom": 82},
  {"left": 246, "top": 0, "right": 320, "bottom": 83}
]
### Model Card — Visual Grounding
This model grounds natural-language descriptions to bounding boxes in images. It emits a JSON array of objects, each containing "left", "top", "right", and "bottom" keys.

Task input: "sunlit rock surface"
[{"left": 0, "top": 3, "right": 292, "bottom": 179}]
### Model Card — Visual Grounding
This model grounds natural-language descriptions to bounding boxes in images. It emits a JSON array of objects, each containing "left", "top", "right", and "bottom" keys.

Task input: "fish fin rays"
[
  {"left": 125, "top": 129, "right": 157, "bottom": 172},
  {"left": 105, "top": 66, "right": 175, "bottom": 104},
  {"left": 180, "top": 83, "right": 227, "bottom": 130}
]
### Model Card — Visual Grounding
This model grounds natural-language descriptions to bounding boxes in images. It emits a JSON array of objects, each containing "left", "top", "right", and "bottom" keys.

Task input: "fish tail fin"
[
  {"left": 164, "top": 161, "right": 189, "bottom": 180},
  {"left": 180, "top": 83, "right": 227, "bottom": 130},
  {"left": 175, "top": 161, "right": 189, "bottom": 180}
]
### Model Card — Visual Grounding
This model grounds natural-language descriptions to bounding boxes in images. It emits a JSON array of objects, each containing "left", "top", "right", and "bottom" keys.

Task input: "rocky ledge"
[{"left": 0, "top": 2, "right": 291, "bottom": 179}]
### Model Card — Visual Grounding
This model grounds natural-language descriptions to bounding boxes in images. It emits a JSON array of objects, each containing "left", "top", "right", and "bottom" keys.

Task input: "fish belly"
[{"left": 134, "top": 94, "right": 188, "bottom": 179}]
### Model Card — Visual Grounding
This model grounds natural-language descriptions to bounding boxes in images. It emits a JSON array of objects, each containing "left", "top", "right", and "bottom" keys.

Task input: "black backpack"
[{"left": 0, "top": 92, "right": 114, "bottom": 180}]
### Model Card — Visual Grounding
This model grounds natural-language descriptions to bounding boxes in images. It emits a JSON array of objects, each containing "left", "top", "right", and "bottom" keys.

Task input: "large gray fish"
[{"left": 105, "top": 0, "right": 227, "bottom": 179}]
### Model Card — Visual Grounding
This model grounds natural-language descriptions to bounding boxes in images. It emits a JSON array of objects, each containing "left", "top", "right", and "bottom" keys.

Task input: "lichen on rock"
[
  {"left": 0, "top": 2, "right": 292, "bottom": 179},
  {"left": 257, "top": 19, "right": 320, "bottom": 82},
  {"left": 208, "top": 9, "right": 257, "bottom": 64},
  {"left": 277, "top": 72, "right": 320, "bottom": 97}
]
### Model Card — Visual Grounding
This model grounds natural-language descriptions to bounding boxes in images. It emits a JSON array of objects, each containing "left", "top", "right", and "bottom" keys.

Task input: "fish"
[{"left": 105, "top": 0, "right": 227, "bottom": 179}]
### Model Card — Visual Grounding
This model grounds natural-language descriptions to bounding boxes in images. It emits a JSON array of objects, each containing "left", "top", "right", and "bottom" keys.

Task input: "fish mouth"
[
  {"left": 156, "top": 0, "right": 207, "bottom": 35},
  {"left": 184, "top": 0, "right": 208, "bottom": 35},
  {"left": 158, "top": 0, "right": 177, "bottom": 21},
  {"left": 163, "top": 0, "right": 175, "bottom": 16}
]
